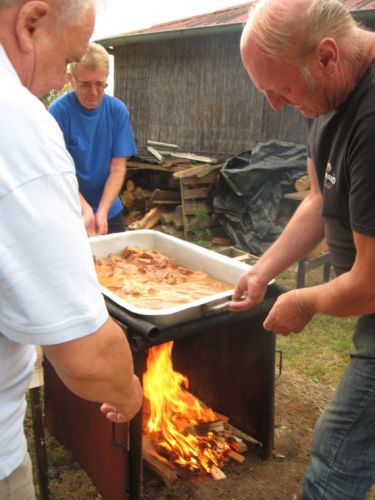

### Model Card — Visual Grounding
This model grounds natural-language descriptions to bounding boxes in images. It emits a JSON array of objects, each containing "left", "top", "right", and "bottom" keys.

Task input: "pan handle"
[{"left": 202, "top": 300, "right": 231, "bottom": 315}]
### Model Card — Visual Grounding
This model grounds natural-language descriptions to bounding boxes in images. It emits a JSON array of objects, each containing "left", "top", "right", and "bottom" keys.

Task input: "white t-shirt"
[{"left": 0, "top": 46, "right": 108, "bottom": 479}]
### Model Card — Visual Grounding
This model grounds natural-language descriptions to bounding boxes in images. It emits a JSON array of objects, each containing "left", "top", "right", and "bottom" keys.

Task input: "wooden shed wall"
[{"left": 113, "top": 31, "right": 308, "bottom": 154}]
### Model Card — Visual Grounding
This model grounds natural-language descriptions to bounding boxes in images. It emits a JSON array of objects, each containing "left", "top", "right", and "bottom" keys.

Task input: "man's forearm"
[
  {"left": 43, "top": 318, "right": 141, "bottom": 416},
  {"left": 97, "top": 157, "right": 126, "bottom": 216}
]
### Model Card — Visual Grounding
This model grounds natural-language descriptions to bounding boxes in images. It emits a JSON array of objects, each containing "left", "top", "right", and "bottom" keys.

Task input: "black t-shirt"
[{"left": 308, "top": 61, "right": 375, "bottom": 275}]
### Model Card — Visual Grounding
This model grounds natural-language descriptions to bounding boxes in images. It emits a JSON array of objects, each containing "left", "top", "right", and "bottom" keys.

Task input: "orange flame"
[{"left": 143, "top": 341, "right": 229, "bottom": 473}]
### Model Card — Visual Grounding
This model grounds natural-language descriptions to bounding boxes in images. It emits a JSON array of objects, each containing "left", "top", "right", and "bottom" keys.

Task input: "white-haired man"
[
  {"left": 0, "top": 1, "right": 142, "bottom": 498},
  {"left": 233, "top": 0, "right": 375, "bottom": 497}
]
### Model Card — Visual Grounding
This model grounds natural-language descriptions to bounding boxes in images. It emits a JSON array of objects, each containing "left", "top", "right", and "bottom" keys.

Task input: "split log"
[
  {"left": 295, "top": 175, "right": 310, "bottom": 192},
  {"left": 143, "top": 435, "right": 177, "bottom": 486},
  {"left": 149, "top": 189, "right": 181, "bottom": 206},
  {"left": 195, "top": 420, "right": 224, "bottom": 435},
  {"left": 144, "top": 211, "right": 161, "bottom": 229},
  {"left": 129, "top": 207, "right": 161, "bottom": 230},
  {"left": 225, "top": 423, "right": 263, "bottom": 448},
  {"left": 126, "top": 179, "right": 136, "bottom": 192},
  {"left": 211, "top": 237, "right": 232, "bottom": 247},
  {"left": 229, "top": 440, "right": 248, "bottom": 453},
  {"left": 133, "top": 187, "right": 153, "bottom": 200},
  {"left": 210, "top": 465, "right": 226, "bottom": 480},
  {"left": 227, "top": 449, "right": 245, "bottom": 464},
  {"left": 121, "top": 190, "right": 135, "bottom": 209}
]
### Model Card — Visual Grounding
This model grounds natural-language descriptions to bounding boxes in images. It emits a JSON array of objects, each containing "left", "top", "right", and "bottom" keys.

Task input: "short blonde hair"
[{"left": 68, "top": 42, "right": 110, "bottom": 78}]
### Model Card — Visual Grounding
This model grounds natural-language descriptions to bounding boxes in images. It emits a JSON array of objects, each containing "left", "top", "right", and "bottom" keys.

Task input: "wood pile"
[{"left": 122, "top": 150, "right": 225, "bottom": 240}]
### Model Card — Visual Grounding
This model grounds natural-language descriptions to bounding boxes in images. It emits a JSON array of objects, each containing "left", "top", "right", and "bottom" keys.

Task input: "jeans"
[
  {"left": 301, "top": 316, "right": 375, "bottom": 499},
  {"left": 108, "top": 211, "right": 125, "bottom": 233}
]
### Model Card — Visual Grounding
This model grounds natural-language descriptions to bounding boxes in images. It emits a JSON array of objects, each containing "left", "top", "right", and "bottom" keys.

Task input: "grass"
[{"left": 275, "top": 265, "right": 356, "bottom": 385}]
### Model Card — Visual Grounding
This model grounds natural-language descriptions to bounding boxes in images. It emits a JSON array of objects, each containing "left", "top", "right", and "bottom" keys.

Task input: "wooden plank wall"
[{"left": 113, "top": 31, "right": 308, "bottom": 154}]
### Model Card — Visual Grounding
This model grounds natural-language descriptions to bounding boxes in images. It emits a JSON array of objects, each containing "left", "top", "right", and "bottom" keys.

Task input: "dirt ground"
[{"left": 141, "top": 367, "right": 334, "bottom": 500}]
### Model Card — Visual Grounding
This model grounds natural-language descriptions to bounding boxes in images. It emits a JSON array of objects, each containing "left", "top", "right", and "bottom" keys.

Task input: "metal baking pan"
[{"left": 89, "top": 229, "right": 253, "bottom": 327}]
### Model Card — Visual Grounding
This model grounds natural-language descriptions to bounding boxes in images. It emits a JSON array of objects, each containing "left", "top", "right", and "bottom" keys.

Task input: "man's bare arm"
[{"left": 43, "top": 317, "right": 143, "bottom": 422}]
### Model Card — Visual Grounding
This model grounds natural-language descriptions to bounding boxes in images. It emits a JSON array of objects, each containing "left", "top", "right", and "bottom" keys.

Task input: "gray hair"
[
  {"left": 0, "top": 0, "right": 98, "bottom": 27},
  {"left": 68, "top": 42, "right": 110, "bottom": 78},
  {"left": 244, "top": 0, "right": 357, "bottom": 65}
]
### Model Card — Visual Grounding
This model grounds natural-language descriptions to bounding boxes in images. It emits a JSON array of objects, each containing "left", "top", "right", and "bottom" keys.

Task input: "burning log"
[
  {"left": 195, "top": 420, "right": 225, "bottom": 435},
  {"left": 143, "top": 435, "right": 178, "bottom": 486},
  {"left": 229, "top": 439, "right": 248, "bottom": 454},
  {"left": 210, "top": 465, "right": 227, "bottom": 480},
  {"left": 227, "top": 449, "right": 245, "bottom": 464},
  {"left": 225, "top": 423, "right": 263, "bottom": 448}
]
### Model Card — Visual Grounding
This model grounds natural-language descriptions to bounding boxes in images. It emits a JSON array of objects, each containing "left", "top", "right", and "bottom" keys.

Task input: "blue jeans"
[{"left": 301, "top": 315, "right": 375, "bottom": 499}]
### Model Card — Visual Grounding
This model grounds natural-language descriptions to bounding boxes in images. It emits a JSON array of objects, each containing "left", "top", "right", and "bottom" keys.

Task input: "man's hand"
[
  {"left": 229, "top": 270, "right": 269, "bottom": 311},
  {"left": 95, "top": 210, "right": 109, "bottom": 235},
  {"left": 263, "top": 289, "right": 313, "bottom": 336},
  {"left": 79, "top": 193, "right": 97, "bottom": 236},
  {"left": 101, "top": 375, "right": 143, "bottom": 423}
]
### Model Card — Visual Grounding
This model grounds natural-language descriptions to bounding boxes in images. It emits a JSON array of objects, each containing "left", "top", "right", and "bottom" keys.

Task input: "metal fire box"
[{"left": 44, "top": 281, "right": 283, "bottom": 500}]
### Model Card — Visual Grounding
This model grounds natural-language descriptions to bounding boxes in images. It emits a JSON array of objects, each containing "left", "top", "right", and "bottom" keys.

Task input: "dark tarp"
[{"left": 213, "top": 140, "right": 307, "bottom": 255}]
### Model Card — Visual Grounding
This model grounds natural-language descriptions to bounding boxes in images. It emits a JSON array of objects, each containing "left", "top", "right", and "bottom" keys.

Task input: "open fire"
[{"left": 143, "top": 341, "right": 254, "bottom": 479}]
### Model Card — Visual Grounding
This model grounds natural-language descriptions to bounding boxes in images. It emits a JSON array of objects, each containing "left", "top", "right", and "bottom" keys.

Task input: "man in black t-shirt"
[{"left": 232, "top": 0, "right": 375, "bottom": 497}]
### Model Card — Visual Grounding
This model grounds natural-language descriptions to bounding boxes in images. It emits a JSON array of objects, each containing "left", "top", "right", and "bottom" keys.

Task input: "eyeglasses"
[{"left": 77, "top": 81, "right": 108, "bottom": 90}]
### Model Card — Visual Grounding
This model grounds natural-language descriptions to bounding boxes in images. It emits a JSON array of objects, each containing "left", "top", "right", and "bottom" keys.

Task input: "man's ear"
[
  {"left": 66, "top": 72, "right": 74, "bottom": 87},
  {"left": 316, "top": 38, "right": 338, "bottom": 72},
  {"left": 15, "top": 1, "right": 50, "bottom": 53}
]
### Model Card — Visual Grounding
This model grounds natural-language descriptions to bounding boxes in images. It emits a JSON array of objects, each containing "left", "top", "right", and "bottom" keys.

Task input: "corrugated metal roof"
[
  {"left": 124, "top": 2, "right": 254, "bottom": 36},
  {"left": 97, "top": 0, "right": 375, "bottom": 45}
]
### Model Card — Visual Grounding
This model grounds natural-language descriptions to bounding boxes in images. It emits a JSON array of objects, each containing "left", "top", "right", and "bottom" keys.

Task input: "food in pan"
[{"left": 94, "top": 246, "right": 233, "bottom": 309}]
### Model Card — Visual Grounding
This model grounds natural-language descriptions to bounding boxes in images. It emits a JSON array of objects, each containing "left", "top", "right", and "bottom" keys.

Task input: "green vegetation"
[
  {"left": 189, "top": 203, "right": 213, "bottom": 248},
  {"left": 276, "top": 266, "right": 356, "bottom": 385}
]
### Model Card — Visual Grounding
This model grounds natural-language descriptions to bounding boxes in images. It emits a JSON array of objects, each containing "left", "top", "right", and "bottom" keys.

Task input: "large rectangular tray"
[{"left": 89, "top": 230, "right": 252, "bottom": 327}]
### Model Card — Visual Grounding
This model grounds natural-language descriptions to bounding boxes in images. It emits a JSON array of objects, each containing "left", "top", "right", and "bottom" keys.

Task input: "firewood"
[
  {"left": 126, "top": 179, "right": 136, "bottom": 192},
  {"left": 210, "top": 465, "right": 226, "bottom": 480},
  {"left": 121, "top": 190, "right": 135, "bottom": 208},
  {"left": 229, "top": 440, "right": 248, "bottom": 453},
  {"left": 295, "top": 175, "right": 310, "bottom": 192},
  {"left": 225, "top": 423, "right": 263, "bottom": 447},
  {"left": 143, "top": 435, "right": 177, "bottom": 486},
  {"left": 195, "top": 420, "right": 224, "bottom": 435},
  {"left": 129, "top": 207, "right": 161, "bottom": 230},
  {"left": 149, "top": 189, "right": 181, "bottom": 206},
  {"left": 227, "top": 449, "right": 245, "bottom": 464},
  {"left": 211, "top": 236, "right": 232, "bottom": 247},
  {"left": 144, "top": 211, "right": 161, "bottom": 229},
  {"left": 133, "top": 187, "right": 152, "bottom": 200}
]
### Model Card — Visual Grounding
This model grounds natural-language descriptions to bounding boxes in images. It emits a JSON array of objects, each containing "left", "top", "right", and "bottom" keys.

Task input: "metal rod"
[
  {"left": 29, "top": 387, "right": 50, "bottom": 500},
  {"left": 128, "top": 350, "right": 146, "bottom": 500}
]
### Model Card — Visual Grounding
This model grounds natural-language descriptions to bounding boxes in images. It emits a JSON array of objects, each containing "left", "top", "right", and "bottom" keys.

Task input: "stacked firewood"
[{"left": 121, "top": 176, "right": 185, "bottom": 237}]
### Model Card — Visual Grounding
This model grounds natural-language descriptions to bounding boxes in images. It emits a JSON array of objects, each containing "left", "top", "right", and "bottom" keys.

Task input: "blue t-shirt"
[{"left": 49, "top": 92, "right": 137, "bottom": 219}]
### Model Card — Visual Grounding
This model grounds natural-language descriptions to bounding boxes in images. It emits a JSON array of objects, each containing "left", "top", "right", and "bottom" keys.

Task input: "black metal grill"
[{"left": 45, "top": 282, "right": 284, "bottom": 500}]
